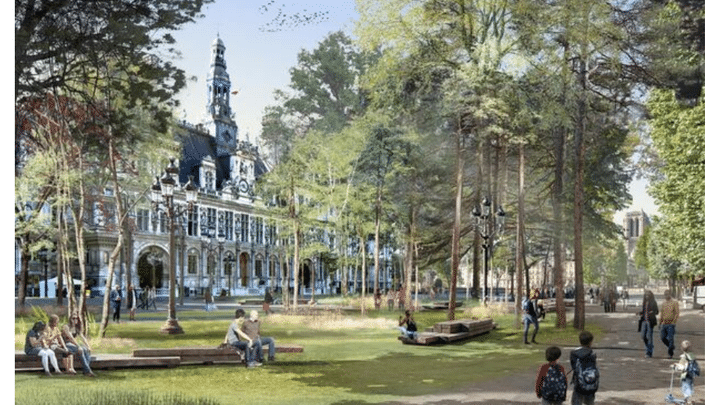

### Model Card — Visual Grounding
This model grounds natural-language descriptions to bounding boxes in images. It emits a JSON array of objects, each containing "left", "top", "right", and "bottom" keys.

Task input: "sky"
[{"left": 168, "top": 0, "right": 658, "bottom": 226}]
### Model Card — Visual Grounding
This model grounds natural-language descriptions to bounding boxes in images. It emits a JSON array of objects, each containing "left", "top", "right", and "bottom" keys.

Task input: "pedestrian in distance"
[
  {"left": 659, "top": 289, "right": 680, "bottom": 359},
  {"left": 671, "top": 340, "right": 700, "bottom": 404},
  {"left": 536, "top": 345, "right": 567, "bottom": 404},
  {"left": 127, "top": 284, "right": 138, "bottom": 321},
  {"left": 522, "top": 289, "right": 540, "bottom": 344},
  {"left": 570, "top": 331, "right": 599, "bottom": 405},
  {"left": 387, "top": 289, "right": 395, "bottom": 311},
  {"left": 110, "top": 284, "right": 122, "bottom": 322},
  {"left": 24, "top": 321, "right": 62, "bottom": 377},
  {"left": 374, "top": 290, "right": 382, "bottom": 310},
  {"left": 204, "top": 287, "right": 213, "bottom": 312},
  {"left": 637, "top": 290, "right": 659, "bottom": 358},
  {"left": 263, "top": 288, "right": 273, "bottom": 315},
  {"left": 62, "top": 312, "right": 95, "bottom": 377}
]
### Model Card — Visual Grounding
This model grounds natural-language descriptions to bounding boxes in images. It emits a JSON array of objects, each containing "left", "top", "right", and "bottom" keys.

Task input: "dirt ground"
[{"left": 385, "top": 301, "right": 706, "bottom": 404}]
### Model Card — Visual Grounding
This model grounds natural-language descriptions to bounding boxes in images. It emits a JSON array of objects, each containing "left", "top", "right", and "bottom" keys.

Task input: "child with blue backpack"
[
  {"left": 535, "top": 346, "right": 567, "bottom": 404},
  {"left": 671, "top": 340, "right": 699, "bottom": 404},
  {"left": 570, "top": 331, "right": 599, "bottom": 405}
]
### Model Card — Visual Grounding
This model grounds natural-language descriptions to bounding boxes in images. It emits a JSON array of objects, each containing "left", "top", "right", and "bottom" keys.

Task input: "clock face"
[
  {"left": 239, "top": 180, "right": 249, "bottom": 193},
  {"left": 222, "top": 130, "right": 232, "bottom": 142}
]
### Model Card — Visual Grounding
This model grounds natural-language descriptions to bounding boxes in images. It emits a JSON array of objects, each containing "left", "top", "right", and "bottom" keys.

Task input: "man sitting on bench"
[
  {"left": 223, "top": 308, "right": 253, "bottom": 367},
  {"left": 242, "top": 310, "right": 276, "bottom": 366}
]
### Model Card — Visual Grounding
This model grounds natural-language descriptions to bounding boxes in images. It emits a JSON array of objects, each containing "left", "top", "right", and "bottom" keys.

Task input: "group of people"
[
  {"left": 223, "top": 309, "right": 275, "bottom": 368},
  {"left": 24, "top": 313, "right": 95, "bottom": 377},
  {"left": 110, "top": 284, "right": 147, "bottom": 322},
  {"left": 373, "top": 286, "right": 406, "bottom": 311},
  {"left": 535, "top": 329, "right": 698, "bottom": 404},
  {"left": 533, "top": 288, "right": 698, "bottom": 404}
]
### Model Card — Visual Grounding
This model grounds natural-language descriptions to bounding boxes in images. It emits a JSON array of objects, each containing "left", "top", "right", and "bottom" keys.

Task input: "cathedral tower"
[{"left": 205, "top": 35, "right": 238, "bottom": 157}]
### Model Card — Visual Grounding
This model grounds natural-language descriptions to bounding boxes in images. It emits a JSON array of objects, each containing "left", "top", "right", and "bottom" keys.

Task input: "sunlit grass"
[{"left": 16, "top": 304, "right": 601, "bottom": 404}]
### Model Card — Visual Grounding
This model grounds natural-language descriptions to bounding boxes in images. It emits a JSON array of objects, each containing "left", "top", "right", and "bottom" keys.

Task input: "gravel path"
[{"left": 385, "top": 302, "right": 705, "bottom": 404}]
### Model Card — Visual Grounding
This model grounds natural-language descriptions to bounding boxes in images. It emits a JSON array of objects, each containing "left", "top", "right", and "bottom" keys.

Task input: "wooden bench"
[
  {"left": 399, "top": 318, "right": 495, "bottom": 345},
  {"left": 15, "top": 352, "right": 181, "bottom": 372},
  {"left": 132, "top": 344, "right": 304, "bottom": 365}
]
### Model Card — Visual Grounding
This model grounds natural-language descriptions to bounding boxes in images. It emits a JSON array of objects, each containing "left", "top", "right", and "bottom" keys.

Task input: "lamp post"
[
  {"left": 150, "top": 158, "right": 197, "bottom": 334},
  {"left": 200, "top": 220, "right": 224, "bottom": 297},
  {"left": 472, "top": 197, "right": 506, "bottom": 303}
]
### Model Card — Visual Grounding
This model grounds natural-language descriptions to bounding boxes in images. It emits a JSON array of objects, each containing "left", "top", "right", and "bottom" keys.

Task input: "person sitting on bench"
[
  {"left": 223, "top": 308, "right": 253, "bottom": 366},
  {"left": 398, "top": 310, "right": 418, "bottom": 340},
  {"left": 24, "top": 321, "right": 62, "bottom": 376},
  {"left": 242, "top": 310, "right": 276, "bottom": 366}
]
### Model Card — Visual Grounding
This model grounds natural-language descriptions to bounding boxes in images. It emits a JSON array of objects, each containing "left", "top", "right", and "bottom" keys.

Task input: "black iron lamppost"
[
  {"left": 200, "top": 219, "right": 224, "bottom": 296},
  {"left": 472, "top": 197, "right": 506, "bottom": 303},
  {"left": 150, "top": 158, "right": 197, "bottom": 334}
]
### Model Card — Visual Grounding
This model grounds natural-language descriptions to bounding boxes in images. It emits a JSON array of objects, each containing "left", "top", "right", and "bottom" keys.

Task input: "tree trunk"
[
  {"left": 573, "top": 57, "right": 587, "bottom": 330},
  {"left": 448, "top": 131, "right": 464, "bottom": 321},
  {"left": 553, "top": 125, "right": 567, "bottom": 329},
  {"left": 18, "top": 250, "right": 30, "bottom": 306},
  {"left": 515, "top": 142, "right": 526, "bottom": 328}
]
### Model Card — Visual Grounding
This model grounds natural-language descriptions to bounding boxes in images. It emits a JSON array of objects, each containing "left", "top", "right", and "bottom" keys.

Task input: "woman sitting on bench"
[{"left": 24, "top": 321, "right": 62, "bottom": 376}]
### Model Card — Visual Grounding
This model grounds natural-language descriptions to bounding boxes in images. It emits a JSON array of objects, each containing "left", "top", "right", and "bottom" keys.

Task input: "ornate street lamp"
[
  {"left": 150, "top": 158, "right": 197, "bottom": 334},
  {"left": 472, "top": 197, "right": 506, "bottom": 303}
]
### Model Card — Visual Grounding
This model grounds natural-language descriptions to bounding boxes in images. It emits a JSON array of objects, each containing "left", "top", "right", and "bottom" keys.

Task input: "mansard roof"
[{"left": 175, "top": 121, "right": 269, "bottom": 190}]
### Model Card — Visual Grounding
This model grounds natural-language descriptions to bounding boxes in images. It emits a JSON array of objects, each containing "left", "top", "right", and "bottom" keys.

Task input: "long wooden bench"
[
  {"left": 399, "top": 318, "right": 495, "bottom": 345},
  {"left": 15, "top": 352, "right": 181, "bottom": 372},
  {"left": 132, "top": 344, "right": 304, "bottom": 365}
]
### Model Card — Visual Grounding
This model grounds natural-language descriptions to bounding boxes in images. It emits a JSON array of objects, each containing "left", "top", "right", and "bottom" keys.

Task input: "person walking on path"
[
  {"left": 522, "top": 289, "right": 540, "bottom": 344},
  {"left": 660, "top": 289, "right": 680, "bottom": 359},
  {"left": 24, "top": 321, "right": 62, "bottom": 376},
  {"left": 535, "top": 346, "right": 567, "bottom": 404},
  {"left": 110, "top": 284, "right": 122, "bottom": 322},
  {"left": 263, "top": 288, "right": 273, "bottom": 315},
  {"left": 672, "top": 340, "right": 699, "bottom": 404},
  {"left": 569, "top": 331, "right": 599, "bottom": 405},
  {"left": 62, "top": 312, "right": 95, "bottom": 377},
  {"left": 638, "top": 290, "right": 659, "bottom": 358},
  {"left": 127, "top": 285, "right": 138, "bottom": 321}
]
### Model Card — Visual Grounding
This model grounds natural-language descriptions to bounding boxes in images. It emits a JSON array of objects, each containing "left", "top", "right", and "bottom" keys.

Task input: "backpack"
[
  {"left": 575, "top": 357, "right": 600, "bottom": 393},
  {"left": 522, "top": 298, "right": 536, "bottom": 317},
  {"left": 541, "top": 364, "right": 567, "bottom": 401},
  {"left": 685, "top": 358, "right": 700, "bottom": 378}
]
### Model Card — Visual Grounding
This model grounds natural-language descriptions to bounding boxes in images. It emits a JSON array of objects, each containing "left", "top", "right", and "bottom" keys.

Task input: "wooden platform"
[
  {"left": 399, "top": 318, "right": 495, "bottom": 345},
  {"left": 132, "top": 344, "right": 304, "bottom": 365},
  {"left": 421, "top": 301, "right": 463, "bottom": 311},
  {"left": 15, "top": 353, "right": 181, "bottom": 372},
  {"left": 15, "top": 344, "right": 303, "bottom": 372}
]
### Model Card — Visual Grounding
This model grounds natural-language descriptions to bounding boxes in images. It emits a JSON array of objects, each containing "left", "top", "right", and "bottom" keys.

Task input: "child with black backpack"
[
  {"left": 671, "top": 340, "right": 699, "bottom": 404},
  {"left": 570, "top": 331, "right": 599, "bottom": 405},
  {"left": 535, "top": 346, "right": 567, "bottom": 404}
]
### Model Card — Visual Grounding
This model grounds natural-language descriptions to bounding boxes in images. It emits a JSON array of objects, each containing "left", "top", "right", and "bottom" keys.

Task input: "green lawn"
[{"left": 15, "top": 306, "right": 601, "bottom": 405}]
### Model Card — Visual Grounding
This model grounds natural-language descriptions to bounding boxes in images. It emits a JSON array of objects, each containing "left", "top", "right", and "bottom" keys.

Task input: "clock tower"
[{"left": 205, "top": 35, "right": 237, "bottom": 157}]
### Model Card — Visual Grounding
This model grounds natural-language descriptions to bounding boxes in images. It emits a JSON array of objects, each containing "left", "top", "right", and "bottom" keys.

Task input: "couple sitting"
[{"left": 224, "top": 309, "right": 275, "bottom": 368}]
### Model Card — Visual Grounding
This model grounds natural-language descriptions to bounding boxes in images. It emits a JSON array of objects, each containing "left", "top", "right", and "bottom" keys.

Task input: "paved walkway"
[{"left": 387, "top": 302, "right": 706, "bottom": 404}]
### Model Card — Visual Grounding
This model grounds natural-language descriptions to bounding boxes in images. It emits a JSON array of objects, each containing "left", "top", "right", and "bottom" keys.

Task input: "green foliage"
[
  {"left": 646, "top": 88, "right": 704, "bottom": 276},
  {"left": 30, "top": 305, "right": 50, "bottom": 325}
]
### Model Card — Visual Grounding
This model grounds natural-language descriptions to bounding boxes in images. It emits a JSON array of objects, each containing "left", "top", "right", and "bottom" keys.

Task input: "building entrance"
[{"left": 138, "top": 250, "right": 164, "bottom": 289}]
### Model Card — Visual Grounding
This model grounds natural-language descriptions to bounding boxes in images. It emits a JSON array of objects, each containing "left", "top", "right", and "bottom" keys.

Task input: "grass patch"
[{"left": 16, "top": 305, "right": 601, "bottom": 404}]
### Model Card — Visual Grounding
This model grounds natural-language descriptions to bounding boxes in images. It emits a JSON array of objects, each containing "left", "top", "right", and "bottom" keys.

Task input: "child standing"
[
  {"left": 672, "top": 340, "right": 699, "bottom": 404},
  {"left": 570, "top": 331, "right": 599, "bottom": 405},
  {"left": 535, "top": 346, "right": 567, "bottom": 404}
]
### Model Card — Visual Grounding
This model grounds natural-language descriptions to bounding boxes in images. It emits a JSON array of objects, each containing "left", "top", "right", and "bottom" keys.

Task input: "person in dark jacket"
[
  {"left": 110, "top": 284, "right": 122, "bottom": 322},
  {"left": 570, "top": 331, "right": 599, "bottom": 405},
  {"left": 638, "top": 290, "right": 659, "bottom": 358}
]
